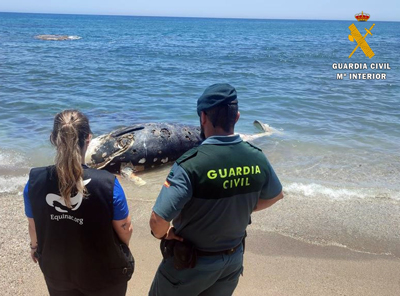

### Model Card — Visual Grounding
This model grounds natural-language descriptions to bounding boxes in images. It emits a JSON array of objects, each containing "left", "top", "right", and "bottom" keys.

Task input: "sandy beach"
[
  {"left": 1, "top": 10, "right": 400, "bottom": 296},
  {"left": 1, "top": 169, "right": 400, "bottom": 296}
]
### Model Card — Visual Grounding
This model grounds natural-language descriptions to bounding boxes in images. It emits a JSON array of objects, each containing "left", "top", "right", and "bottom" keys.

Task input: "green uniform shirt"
[{"left": 153, "top": 134, "right": 282, "bottom": 252}]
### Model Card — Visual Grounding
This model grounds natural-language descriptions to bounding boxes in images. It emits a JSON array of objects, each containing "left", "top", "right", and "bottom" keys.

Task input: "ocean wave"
[
  {"left": 0, "top": 175, "right": 28, "bottom": 195},
  {"left": 0, "top": 149, "right": 27, "bottom": 167},
  {"left": 271, "top": 232, "right": 396, "bottom": 258},
  {"left": 0, "top": 149, "right": 30, "bottom": 194},
  {"left": 284, "top": 182, "right": 400, "bottom": 201}
]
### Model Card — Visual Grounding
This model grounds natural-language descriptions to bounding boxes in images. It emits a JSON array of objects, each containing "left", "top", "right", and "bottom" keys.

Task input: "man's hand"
[
  {"left": 150, "top": 211, "right": 169, "bottom": 239},
  {"left": 150, "top": 211, "right": 183, "bottom": 242},
  {"left": 165, "top": 227, "right": 183, "bottom": 242}
]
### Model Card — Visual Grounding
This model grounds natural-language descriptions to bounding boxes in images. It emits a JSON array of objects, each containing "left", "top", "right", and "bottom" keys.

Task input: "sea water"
[{"left": 0, "top": 12, "right": 399, "bottom": 256}]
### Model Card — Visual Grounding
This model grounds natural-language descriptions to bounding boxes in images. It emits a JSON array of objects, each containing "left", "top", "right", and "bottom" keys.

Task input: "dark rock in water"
[{"left": 34, "top": 35, "right": 80, "bottom": 41}]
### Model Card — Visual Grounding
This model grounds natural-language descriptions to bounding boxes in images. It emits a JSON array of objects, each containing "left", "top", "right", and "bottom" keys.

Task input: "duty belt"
[{"left": 196, "top": 242, "right": 242, "bottom": 257}]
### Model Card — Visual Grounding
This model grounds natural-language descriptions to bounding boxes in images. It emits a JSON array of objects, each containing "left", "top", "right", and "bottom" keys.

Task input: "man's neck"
[{"left": 205, "top": 129, "right": 235, "bottom": 138}]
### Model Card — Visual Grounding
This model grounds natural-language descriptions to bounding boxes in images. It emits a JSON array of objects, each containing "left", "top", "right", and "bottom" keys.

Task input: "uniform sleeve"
[
  {"left": 152, "top": 163, "right": 193, "bottom": 222},
  {"left": 23, "top": 181, "right": 33, "bottom": 218},
  {"left": 260, "top": 159, "right": 282, "bottom": 200},
  {"left": 113, "top": 178, "right": 129, "bottom": 220}
]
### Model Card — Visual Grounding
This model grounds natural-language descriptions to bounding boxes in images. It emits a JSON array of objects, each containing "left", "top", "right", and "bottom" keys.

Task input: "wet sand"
[{"left": 1, "top": 190, "right": 400, "bottom": 296}]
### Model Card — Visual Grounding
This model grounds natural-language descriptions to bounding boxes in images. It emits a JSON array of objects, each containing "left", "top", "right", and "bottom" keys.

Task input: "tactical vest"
[
  {"left": 28, "top": 166, "right": 131, "bottom": 291},
  {"left": 174, "top": 140, "right": 270, "bottom": 252}
]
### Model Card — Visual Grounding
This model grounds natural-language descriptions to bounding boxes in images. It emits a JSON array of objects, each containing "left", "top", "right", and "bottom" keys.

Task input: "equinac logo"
[{"left": 46, "top": 179, "right": 91, "bottom": 213}]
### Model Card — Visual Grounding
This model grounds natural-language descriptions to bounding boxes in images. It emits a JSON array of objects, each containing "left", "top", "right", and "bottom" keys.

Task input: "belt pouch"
[
  {"left": 173, "top": 240, "right": 197, "bottom": 270},
  {"left": 160, "top": 238, "right": 175, "bottom": 260}
]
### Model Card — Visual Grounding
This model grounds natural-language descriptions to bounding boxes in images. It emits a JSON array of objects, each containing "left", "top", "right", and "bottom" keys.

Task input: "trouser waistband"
[{"left": 196, "top": 242, "right": 242, "bottom": 257}]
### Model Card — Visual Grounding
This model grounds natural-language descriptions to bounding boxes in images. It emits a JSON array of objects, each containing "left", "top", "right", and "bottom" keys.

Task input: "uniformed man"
[{"left": 149, "top": 83, "right": 283, "bottom": 296}]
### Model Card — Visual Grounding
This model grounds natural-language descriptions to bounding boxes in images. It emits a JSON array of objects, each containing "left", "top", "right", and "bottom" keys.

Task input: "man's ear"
[
  {"left": 200, "top": 111, "right": 207, "bottom": 126},
  {"left": 235, "top": 111, "right": 240, "bottom": 124}
]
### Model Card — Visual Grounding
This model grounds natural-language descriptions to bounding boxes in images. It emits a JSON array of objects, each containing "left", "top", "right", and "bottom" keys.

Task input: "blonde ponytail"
[{"left": 50, "top": 110, "right": 92, "bottom": 208}]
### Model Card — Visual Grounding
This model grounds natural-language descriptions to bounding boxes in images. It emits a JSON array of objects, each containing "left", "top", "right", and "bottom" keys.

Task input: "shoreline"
[{"left": 1, "top": 193, "right": 400, "bottom": 295}]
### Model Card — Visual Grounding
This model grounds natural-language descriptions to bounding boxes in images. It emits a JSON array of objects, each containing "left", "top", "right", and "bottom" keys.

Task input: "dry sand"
[{"left": 1, "top": 189, "right": 400, "bottom": 296}]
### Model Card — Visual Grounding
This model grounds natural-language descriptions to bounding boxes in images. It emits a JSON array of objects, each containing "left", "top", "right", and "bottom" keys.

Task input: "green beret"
[{"left": 197, "top": 83, "right": 237, "bottom": 116}]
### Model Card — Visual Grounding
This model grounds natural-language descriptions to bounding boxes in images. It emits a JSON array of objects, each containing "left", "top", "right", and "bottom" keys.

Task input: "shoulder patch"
[
  {"left": 245, "top": 141, "right": 263, "bottom": 152},
  {"left": 176, "top": 147, "right": 199, "bottom": 165}
]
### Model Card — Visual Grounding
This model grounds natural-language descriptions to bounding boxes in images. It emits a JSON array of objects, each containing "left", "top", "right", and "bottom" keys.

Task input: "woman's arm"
[
  {"left": 28, "top": 218, "right": 38, "bottom": 263},
  {"left": 112, "top": 215, "right": 133, "bottom": 246}
]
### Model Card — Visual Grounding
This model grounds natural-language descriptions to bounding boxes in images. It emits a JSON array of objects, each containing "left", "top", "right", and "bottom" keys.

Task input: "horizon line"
[{"left": 0, "top": 11, "right": 398, "bottom": 22}]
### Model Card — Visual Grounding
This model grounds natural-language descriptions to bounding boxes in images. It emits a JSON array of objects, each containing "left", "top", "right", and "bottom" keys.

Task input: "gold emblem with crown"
[{"left": 355, "top": 11, "right": 370, "bottom": 22}]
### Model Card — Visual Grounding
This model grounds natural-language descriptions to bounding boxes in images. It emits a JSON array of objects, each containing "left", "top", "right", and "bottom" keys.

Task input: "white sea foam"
[
  {"left": 284, "top": 182, "right": 400, "bottom": 201},
  {"left": 273, "top": 232, "right": 396, "bottom": 258},
  {"left": 0, "top": 175, "right": 28, "bottom": 195},
  {"left": 0, "top": 150, "right": 29, "bottom": 194},
  {"left": 0, "top": 149, "right": 27, "bottom": 167},
  {"left": 67, "top": 36, "right": 82, "bottom": 40}
]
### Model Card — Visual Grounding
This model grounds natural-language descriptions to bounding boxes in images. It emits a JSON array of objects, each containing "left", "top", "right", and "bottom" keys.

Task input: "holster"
[
  {"left": 160, "top": 238, "right": 176, "bottom": 260},
  {"left": 160, "top": 239, "right": 197, "bottom": 270},
  {"left": 173, "top": 240, "right": 197, "bottom": 270}
]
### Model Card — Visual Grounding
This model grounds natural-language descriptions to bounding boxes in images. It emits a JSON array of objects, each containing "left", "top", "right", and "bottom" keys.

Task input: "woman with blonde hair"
[{"left": 23, "top": 110, "right": 134, "bottom": 296}]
